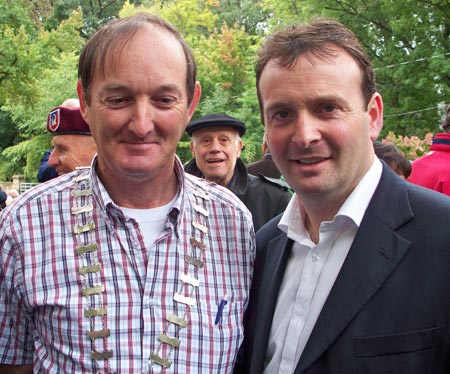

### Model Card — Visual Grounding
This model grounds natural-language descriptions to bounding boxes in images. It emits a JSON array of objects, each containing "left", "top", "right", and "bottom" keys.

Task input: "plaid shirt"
[{"left": 0, "top": 158, "right": 255, "bottom": 373}]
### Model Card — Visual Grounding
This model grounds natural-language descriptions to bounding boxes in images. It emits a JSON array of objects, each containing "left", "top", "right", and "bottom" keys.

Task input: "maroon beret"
[{"left": 47, "top": 106, "right": 91, "bottom": 135}]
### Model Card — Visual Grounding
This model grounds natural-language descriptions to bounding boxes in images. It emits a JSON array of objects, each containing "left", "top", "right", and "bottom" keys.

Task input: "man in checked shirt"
[{"left": 0, "top": 13, "right": 254, "bottom": 374}]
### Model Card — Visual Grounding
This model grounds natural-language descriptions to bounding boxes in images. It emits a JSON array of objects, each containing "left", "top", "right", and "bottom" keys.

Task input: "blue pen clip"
[{"left": 215, "top": 294, "right": 228, "bottom": 325}]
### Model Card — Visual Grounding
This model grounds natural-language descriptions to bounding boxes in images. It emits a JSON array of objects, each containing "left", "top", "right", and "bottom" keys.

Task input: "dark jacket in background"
[
  {"left": 246, "top": 153, "right": 282, "bottom": 179},
  {"left": 184, "top": 158, "right": 291, "bottom": 231},
  {"left": 37, "top": 150, "right": 58, "bottom": 183}
]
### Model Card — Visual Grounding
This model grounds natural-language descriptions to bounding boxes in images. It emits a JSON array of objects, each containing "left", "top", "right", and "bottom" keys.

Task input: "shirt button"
[{"left": 311, "top": 252, "right": 320, "bottom": 262}]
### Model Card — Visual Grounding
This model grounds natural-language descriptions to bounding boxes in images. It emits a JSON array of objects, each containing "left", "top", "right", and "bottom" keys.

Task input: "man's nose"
[
  {"left": 291, "top": 112, "right": 321, "bottom": 147},
  {"left": 128, "top": 100, "right": 156, "bottom": 137},
  {"left": 47, "top": 151, "right": 59, "bottom": 167}
]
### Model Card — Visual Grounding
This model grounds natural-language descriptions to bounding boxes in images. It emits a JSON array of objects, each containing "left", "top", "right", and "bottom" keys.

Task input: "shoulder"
[
  {"left": 406, "top": 180, "right": 450, "bottom": 212},
  {"left": 256, "top": 213, "right": 284, "bottom": 244},
  {"left": 0, "top": 171, "right": 89, "bottom": 229},
  {"left": 185, "top": 172, "right": 252, "bottom": 218},
  {"left": 3, "top": 174, "right": 75, "bottom": 212}
]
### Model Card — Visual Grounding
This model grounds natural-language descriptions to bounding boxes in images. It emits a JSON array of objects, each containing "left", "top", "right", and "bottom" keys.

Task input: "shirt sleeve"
[{"left": 0, "top": 212, "right": 35, "bottom": 365}]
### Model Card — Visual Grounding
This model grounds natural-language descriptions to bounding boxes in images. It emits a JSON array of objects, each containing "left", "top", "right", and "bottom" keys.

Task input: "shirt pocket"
[{"left": 184, "top": 298, "right": 245, "bottom": 372}]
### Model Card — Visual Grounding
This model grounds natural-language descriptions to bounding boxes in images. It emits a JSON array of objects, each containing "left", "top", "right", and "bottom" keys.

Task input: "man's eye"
[
  {"left": 159, "top": 97, "right": 176, "bottom": 104},
  {"left": 275, "top": 110, "right": 290, "bottom": 119},
  {"left": 106, "top": 97, "right": 127, "bottom": 106},
  {"left": 323, "top": 104, "right": 336, "bottom": 113}
]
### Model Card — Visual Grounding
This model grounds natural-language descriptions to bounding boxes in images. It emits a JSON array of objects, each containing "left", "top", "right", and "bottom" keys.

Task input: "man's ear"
[
  {"left": 367, "top": 92, "right": 383, "bottom": 141},
  {"left": 189, "top": 140, "right": 196, "bottom": 158},
  {"left": 236, "top": 137, "right": 243, "bottom": 158},
  {"left": 188, "top": 82, "right": 202, "bottom": 119},
  {"left": 77, "top": 80, "right": 89, "bottom": 124}
]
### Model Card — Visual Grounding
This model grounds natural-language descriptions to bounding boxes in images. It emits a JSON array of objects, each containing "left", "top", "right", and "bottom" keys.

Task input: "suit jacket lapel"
[
  {"left": 296, "top": 165, "right": 414, "bottom": 373},
  {"left": 250, "top": 233, "right": 293, "bottom": 373}
]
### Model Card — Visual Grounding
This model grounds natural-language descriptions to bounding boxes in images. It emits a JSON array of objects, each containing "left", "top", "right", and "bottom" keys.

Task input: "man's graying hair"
[{"left": 256, "top": 18, "right": 377, "bottom": 120}]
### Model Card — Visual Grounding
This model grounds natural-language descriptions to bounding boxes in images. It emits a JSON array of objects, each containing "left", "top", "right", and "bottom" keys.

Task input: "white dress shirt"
[{"left": 264, "top": 158, "right": 383, "bottom": 374}]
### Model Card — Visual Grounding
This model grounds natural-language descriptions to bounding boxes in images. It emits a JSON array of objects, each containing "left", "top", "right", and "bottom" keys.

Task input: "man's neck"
[
  {"left": 96, "top": 165, "right": 179, "bottom": 209},
  {"left": 298, "top": 194, "right": 345, "bottom": 242}
]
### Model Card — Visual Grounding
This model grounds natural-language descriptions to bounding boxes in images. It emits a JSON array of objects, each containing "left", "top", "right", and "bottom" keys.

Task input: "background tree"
[
  {"left": 0, "top": 3, "right": 84, "bottom": 179},
  {"left": 1, "top": 0, "right": 449, "bottom": 181}
]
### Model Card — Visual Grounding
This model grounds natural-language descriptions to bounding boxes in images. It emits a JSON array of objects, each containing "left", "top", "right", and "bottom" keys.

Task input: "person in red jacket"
[{"left": 408, "top": 104, "right": 450, "bottom": 195}]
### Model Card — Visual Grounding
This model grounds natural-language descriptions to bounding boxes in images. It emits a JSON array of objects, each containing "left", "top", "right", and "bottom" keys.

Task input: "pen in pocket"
[{"left": 214, "top": 294, "right": 228, "bottom": 325}]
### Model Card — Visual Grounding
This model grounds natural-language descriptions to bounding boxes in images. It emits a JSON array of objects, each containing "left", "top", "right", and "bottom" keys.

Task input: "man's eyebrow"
[
  {"left": 264, "top": 94, "right": 347, "bottom": 110},
  {"left": 99, "top": 83, "right": 183, "bottom": 96},
  {"left": 99, "top": 84, "right": 128, "bottom": 95},
  {"left": 264, "top": 101, "right": 292, "bottom": 113}
]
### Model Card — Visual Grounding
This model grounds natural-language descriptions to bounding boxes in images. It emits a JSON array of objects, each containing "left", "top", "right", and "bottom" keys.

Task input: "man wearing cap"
[
  {"left": 46, "top": 98, "right": 97, "bottom": 175},
  {"left": 185, "top": 113, "right": 291, "bottom": 231}
]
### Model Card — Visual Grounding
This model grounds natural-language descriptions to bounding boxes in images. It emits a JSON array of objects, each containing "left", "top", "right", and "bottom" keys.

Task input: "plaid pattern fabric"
[{"left": 0, "top": 159, "right": 255, "bottom": 373}]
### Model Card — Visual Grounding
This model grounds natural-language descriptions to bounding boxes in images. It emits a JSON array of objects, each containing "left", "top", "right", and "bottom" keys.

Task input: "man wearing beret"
[
  {"left": 185, "top": 113, "right": 291, "bottom": 231},
  {"left": 46, "top": 98, "right": 97, "bottom": 175}
]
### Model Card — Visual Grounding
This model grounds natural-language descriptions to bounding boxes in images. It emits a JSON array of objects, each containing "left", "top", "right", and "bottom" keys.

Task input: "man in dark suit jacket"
[{"left": 236, "top": 18, "right": 450, "bottom": 374}]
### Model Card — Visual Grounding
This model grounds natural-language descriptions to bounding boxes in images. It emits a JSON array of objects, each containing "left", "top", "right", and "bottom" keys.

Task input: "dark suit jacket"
[{"left": 236, "top": 164, "right": 450, "bottom": 374}]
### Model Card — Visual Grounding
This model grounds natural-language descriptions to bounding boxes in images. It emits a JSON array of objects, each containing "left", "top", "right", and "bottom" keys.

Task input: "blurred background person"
[
  {"left": 247, "top": 135, "right": 283, "bottom": 179},
  {"left": 0, "top": 189, "right": 6, "bottom": 211},
  {"left": 373, "top": 140, "right": 411, "bottom": 179},
  {"left": 36, "top": 149, "right": 58, "bottom": 182},
  {"left": 408, "top": 104, "right": 450, "bottom": 195},
  {"left": 46, "top": 98, "right": 97, "bottom": 175},
  {"left": 5, "top": 189, "right": 19, "bottom": 206}
]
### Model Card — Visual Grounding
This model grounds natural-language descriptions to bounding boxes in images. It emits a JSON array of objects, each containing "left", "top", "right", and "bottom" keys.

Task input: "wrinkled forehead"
[{"left": 52, "top": 134, "right": 86, "bottom": 147}]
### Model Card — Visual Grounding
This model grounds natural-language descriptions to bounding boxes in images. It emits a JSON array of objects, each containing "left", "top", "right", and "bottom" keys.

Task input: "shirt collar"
[
  {"left": 279, "top": 157, "right": 382, "bottom": 240},
  {"left": 336, "top": 157, "right": 382, "bottom": 226}
]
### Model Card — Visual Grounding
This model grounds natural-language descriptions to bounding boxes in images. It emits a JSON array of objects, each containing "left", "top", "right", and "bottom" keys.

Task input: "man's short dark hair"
[
  {"left": 256, "top": 18, "right": 376, "bottom": 122},
  {"left": 78, "top": 12, "right": 197, "bottom": 106}
]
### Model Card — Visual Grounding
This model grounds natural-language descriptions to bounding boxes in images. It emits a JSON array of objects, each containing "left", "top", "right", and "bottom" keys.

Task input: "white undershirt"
[
  {"left": 264, "top": 158, "right": 382, "bottom": 374},
  {"left": 120, "top": 194, "right": 178, "bottom": 249}
]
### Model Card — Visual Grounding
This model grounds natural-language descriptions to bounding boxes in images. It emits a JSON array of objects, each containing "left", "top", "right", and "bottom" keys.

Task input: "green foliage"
[
  {"left": 176, "top": 139, "right": 192, "bottom": 164},
  {"left": 0, "top": 6, "right": 83, "bottom": 180},
  {"left": 213, "top": 0, "right": 271, "bottom": 36},
  {"left": 1, "top": 0, "right": 449, "bottom": 182}
]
